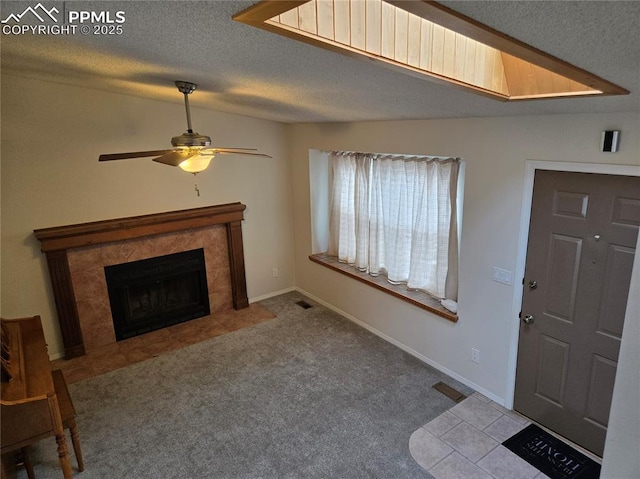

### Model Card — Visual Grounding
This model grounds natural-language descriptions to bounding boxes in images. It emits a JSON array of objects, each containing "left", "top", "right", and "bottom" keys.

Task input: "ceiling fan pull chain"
[{"left": 194, "top": 182, "right": 200, "bottom": 197}]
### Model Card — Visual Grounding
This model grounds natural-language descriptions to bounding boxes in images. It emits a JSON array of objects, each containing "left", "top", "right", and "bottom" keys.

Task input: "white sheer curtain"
[{"left": 328, "top": 151, "right": 460, "bottom": 300}]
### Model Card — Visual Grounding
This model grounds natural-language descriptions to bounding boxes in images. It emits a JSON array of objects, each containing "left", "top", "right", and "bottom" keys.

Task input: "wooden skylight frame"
[{"left": 234, "top": 0, "right": 629, "bottom": 101}]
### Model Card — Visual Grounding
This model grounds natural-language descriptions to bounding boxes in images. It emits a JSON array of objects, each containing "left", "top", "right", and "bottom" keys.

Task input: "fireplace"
[
  {"left": 34, "top": 203, "right": 249, "bottom": 358},
  {"left": 105, "top": 249, "right": 210, "bottom": 340}
]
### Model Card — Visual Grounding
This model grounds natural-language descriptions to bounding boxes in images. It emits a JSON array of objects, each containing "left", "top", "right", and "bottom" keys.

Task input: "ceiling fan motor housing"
[{"left": 171, "top": 132, "right": 212, "bottom": 147}]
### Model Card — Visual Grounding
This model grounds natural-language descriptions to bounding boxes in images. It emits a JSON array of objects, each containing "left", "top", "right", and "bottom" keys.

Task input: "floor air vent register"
[{"left": 432, "top": 381, "right": 466, "bottom": 403}]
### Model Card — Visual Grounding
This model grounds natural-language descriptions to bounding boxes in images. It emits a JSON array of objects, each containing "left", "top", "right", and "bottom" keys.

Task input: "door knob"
[
  {"left": 528, "top": 280, "right": 537, "bottom": 290},
  {"left": 522, "top": 314, "right": 535, "bottom": 324}
]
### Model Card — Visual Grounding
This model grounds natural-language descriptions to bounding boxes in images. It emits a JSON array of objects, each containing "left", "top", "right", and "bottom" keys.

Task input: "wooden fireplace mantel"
[{"left": 34, "top": 203, "right": 249, "bottom": 358}]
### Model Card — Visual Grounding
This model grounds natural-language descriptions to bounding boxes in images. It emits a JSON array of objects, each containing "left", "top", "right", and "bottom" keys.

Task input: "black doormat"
[{"left": 503, "top": 424, "right": 601, "bottom": 479}]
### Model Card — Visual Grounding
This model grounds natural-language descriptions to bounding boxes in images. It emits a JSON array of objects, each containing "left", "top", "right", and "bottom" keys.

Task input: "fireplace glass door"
[{"left": 104, "top": 248, "right": 210, "bottom": 340}]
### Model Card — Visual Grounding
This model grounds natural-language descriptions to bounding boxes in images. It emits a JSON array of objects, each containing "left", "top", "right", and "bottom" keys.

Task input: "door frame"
[{"left": 505, "top": 160, "right": 640, "bottom": 410}]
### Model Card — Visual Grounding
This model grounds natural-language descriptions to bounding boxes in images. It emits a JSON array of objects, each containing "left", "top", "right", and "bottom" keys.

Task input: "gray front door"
[{"left": 514, "top": 170, "right": 640, "bottom": 456}]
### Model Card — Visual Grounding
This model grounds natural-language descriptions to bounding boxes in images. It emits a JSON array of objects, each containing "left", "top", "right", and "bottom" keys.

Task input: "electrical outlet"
[
  {"left": 471, "top": 348, "right": 480, "bottom": 364},
  {"left": 272, "top": 267, "right": 278, "bottom": 278}
]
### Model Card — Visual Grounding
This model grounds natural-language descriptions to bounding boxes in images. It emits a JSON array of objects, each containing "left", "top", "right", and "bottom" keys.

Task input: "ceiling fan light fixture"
[{"left": 178, "top": 154, "right": 213, "bottom": 174}]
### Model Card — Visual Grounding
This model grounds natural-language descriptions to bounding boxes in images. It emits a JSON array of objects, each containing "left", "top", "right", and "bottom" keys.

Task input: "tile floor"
[
  {"left": 410, "top": 392, "right": 547, "bottom": 479},
  {"left": 52, "top": 303, "right": 275, "bottom": 384}
]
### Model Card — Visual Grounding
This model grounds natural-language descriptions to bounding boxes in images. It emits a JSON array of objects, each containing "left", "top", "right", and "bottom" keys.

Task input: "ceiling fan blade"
[
  {"left": 199, "top": 147, "right": 272, "bottom": 158},
  {"left": 200, "top": 148, "right": 254, "bottom": 155},
  {"left": 216, "top": 150, "right": 272, "bottom": 158},
  {"left": 152, "top": 149, "right": 199, "bottom": 167},
  {"left": 203, "top": 147, "right": 258, "bottom": 152},
  {"left": 99, "top": 150, "right": 174, "bottom": 161}
]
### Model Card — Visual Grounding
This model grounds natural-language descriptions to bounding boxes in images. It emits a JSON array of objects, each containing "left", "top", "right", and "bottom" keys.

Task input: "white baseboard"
[
  {"left": 295, "top": 287, "right": 505, "bottom": 406},
  {"left": 249, "top": 287, "right": 296, "bottom": 304}
]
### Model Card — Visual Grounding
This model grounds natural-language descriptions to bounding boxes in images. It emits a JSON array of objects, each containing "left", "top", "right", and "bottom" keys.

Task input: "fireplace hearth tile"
[
  {"left": 120, "top": 348, "right": 155, "bottom": 364},
  {"left": 143, "top": 337, "right": 185, "bottom": 357},
  {"left": 91, "top": 353, "right": 130, "bottom": 376},
  {"left": 60, "top": 365, "right": 96, "bottom": 384},
  {"left": 51, "top": 303, "right": 277, "bottom": 384},
  {"left": 143, "top": 344, "right": 184, "bottom": 358},
  {"left": 197, "top": 321, "right": 231, "bottom": 338},
  {"left": 115, "top": 332, "right": 148, "bottom": 349},
  {"left": 136, "top": 327, "right": 173, "bottom": 343},
  {"left": 224, "top": 315, "right": 260, "bottom": 333},
  {"left": 167, "top": 321, "right": 207, "bottom": 337},
  {"left": 87, "top": 342, "right": 121, "bottom": 357}
]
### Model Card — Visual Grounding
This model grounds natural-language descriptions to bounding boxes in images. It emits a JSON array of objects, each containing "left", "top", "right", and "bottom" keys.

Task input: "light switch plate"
[{"left": 492, "top": 267, "right": 513, "bottom": 285}]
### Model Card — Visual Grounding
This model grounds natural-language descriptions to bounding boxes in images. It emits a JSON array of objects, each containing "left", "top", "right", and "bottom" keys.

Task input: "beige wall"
[
  {"left": 1, "top": 75, "right": 295, "bottom": 358},
  {"left": 288, "top": 113, "right": 640, "bottom": 403}
]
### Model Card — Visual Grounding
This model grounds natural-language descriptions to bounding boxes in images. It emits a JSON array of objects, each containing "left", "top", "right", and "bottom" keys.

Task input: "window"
[
  {"left": 310, "top": 150, "right": 462, "bottom": 313},
  {"left": 235, "top": 1, "right": 627, "bottom": 101}
]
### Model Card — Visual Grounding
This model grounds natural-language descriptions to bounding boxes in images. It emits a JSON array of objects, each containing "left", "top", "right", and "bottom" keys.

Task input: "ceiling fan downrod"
[
  {"left": 171, "top": 81, "right": 211, "bottom": 148},
  {"left": 175, "top": 81, "right": 196, "bottom": 133}
]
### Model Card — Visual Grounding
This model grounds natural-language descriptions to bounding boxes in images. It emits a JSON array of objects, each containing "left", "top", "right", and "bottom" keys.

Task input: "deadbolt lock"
[
  {"left": 528, "top": 280, "right": 537, "bottom": 290},
  {"left": 522, "top": 314, "right": 535, "bottom": 324}
]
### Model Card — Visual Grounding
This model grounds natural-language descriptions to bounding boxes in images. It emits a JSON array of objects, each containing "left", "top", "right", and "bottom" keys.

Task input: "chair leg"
[
  {"left": 20, "top": 447, "right": 35, "bottom": 479},
  {"left": 68, "top": 424, "right": 84, "bottom": 472}
]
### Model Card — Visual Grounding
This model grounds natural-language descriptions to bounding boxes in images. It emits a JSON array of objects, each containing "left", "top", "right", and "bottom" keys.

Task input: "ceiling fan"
[{"left": 98, "top": 81, "right": 271, "bottom": 174}]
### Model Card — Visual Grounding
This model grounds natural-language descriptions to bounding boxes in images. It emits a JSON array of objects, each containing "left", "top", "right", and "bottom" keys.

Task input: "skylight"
[{"left": 234, "top": 0, "right": 628, "bottom": 101}]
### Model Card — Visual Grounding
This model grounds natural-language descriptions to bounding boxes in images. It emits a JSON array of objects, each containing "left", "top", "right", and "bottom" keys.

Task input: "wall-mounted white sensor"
[{"left": 601, "top": 130, "right": 620, "bottom": 152}]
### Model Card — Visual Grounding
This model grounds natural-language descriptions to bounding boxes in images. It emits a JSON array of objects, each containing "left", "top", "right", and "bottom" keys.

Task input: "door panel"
[
  {"left": 545, "top": 234, "right": 581, "bottom": 320},
  {"left": 535, "top": 336, "right": 569, "bottom": 405},
  {"left": 585, "top": 355, "right": 617, "bottom": 427},
  {"left": 598, "top": 245, "right": 635, "bottom": 338},
  {"left": 612, "top": 197, "right": 640, "bottom": 226},
  {"left": 554, "top": 191, "right": 589, "bottom": 218},
  {"left": 515, "top": 170, "right": 640, "bottom": 456}
]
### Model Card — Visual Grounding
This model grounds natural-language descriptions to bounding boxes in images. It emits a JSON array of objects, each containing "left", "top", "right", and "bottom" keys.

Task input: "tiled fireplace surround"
[
  {"left": 69, "top": 225, "right": 231, "bottom": 352},
  {"left": 34, "top": 203, "right": 250, "bottom": 359}
]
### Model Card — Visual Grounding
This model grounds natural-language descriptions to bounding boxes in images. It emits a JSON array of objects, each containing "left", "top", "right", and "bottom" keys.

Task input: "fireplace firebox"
[{"left": 104, "top": 248, "right": 210, "bottom": 340}]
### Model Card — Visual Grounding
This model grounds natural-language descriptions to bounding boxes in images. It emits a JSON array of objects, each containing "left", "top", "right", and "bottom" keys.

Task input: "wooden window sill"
[{"left": 309, "top": 253, "right": 458, "bottom": 323}]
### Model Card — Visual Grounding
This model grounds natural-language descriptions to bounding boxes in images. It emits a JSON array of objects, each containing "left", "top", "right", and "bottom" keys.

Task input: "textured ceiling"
[{"left": 1, "top": 0, "right": 639, "bottom": 123}]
